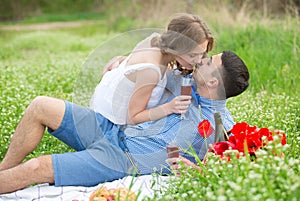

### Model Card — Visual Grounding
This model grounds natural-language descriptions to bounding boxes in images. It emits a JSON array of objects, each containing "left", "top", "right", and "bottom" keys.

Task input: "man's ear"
[{"left": 207, "top": 77, "right": 219, "bottom": 88}]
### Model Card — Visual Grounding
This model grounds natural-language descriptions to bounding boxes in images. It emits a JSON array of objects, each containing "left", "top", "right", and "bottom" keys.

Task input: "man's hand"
[
  {"left": 166, "top": 156, "right": 202, "bottom": 176},
  {"left": 102, "top": 56, "right": 127, "bottom": 75}
]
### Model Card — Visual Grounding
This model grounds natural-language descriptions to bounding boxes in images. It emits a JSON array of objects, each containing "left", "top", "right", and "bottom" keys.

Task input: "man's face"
[
  {"left": 175, "top": 40, "right": 209, "bottom": 71},
  {"left": 193, "top": 53, "right": 223, "bottom": 85}
]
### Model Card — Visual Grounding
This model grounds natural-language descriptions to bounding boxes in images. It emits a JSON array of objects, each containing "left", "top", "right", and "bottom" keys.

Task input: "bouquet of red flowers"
[{"left": 198, "top": 119, "right": 287, "bottom": 159}]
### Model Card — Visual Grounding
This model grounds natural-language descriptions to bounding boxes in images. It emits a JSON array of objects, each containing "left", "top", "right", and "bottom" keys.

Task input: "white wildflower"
[{"left": 217, "top": 195, "right": 227, "bottom": 201}]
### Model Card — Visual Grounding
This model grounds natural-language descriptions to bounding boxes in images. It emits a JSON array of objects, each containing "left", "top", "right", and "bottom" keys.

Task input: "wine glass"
[
  {"left": 166, "top": 144, "right": 179, "bottom": 166},
  {"left": 180, "top": 74, "right": 193, "bottom": 119},
  {"left": 166, "top": 145, "right": 179, "bottom": 159}
]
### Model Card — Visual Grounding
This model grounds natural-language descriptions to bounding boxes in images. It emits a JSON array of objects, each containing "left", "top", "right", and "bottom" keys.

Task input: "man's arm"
[
  {"left": 166, "top": 156, "right": 202, "bottom": 174},
  {"left": 102, "top": 56, "right": 127, "bottom": 75}
]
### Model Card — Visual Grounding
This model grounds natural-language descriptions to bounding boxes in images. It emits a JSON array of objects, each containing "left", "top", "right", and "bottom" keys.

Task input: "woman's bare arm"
[{"left": 127, "top": 68, "right": 191, "bottom": 125}]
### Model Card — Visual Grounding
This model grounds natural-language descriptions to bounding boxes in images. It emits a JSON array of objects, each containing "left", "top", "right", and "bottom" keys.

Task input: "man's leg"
[
  {"left": 0, "top": 96, "right": 65, "bottom": 170},
  {"left": 0, "top": 155, "right": 54, "bottom": 194}
]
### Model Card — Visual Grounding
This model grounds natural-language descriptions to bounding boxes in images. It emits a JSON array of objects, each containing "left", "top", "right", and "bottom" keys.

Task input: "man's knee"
[
  {"left": 26, "top": 156, "right": 52, "bottom": 171},
  {"left": 27, "top": 96, "right": 51, "bottom": 117},
  {"left": 25, "top": 158, "right": 40, "bottom": 172},
  {"left": 26, "top": 156, "right": 54, "bottom": 183},
  {"left": 26, "top": 96, "right": 65, "bottom": 126}
]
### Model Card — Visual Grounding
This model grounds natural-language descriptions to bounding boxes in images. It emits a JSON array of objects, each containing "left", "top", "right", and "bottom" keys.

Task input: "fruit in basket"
[{"left": 89, "top": 186, "right": 136, "bottom": 201}]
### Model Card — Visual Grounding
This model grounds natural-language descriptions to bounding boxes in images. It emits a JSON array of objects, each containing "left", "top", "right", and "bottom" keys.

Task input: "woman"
[{"left": 90, "top": 13, "right": 214, "bottom": 125}]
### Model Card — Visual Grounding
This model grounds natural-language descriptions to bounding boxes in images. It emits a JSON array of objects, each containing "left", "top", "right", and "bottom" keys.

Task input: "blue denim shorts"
[{"left": 48, "top": 101, "right": 133, "bottom": 187}]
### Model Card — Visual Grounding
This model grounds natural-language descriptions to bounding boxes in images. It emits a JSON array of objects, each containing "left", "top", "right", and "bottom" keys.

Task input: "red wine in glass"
[
  {"left": 180, "top": 75, "right": 193, "bottom": 119},
  {"left": 181, "top": 85, "right": 192, "bottom": 95},
  {"left": 167, "top": 145, "right": 179, "bottom": 158}
]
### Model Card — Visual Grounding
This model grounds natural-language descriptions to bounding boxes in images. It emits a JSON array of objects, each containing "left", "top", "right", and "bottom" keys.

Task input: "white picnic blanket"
[{"left": 0, "top": 175, "right": 170, "bottom": 201}]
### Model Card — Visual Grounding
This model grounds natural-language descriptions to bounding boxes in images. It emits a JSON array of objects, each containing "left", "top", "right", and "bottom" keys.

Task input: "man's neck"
[{"left": 196, "top": 86, "right": 222, "bottom": 100}]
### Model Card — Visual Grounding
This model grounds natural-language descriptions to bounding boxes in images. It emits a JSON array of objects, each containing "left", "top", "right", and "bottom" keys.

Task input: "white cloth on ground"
[{"left": 0, "top": 175, "right": 170, "bottom": 201}]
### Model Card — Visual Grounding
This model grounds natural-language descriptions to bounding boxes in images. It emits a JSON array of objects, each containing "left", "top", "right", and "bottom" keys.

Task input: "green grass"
[
  {"left": 148, "top": 142, "right": 300, "bottom": 201},
  {"left": 211, "top": 20, "right": 300, "bottom": 94},
  {"left": 21, "top": 12, "right": 105, "bottom": 24},
  {"left": 0, "top": 12, "right": 105, "bottom": 25},
  {"left": 0, "top": 17, "right": 299, "bottom": 200}
]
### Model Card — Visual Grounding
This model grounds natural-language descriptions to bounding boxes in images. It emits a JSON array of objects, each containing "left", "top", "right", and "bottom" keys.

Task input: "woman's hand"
[{"left": 165, "top": 95, "right": 192, "bottom": 115}]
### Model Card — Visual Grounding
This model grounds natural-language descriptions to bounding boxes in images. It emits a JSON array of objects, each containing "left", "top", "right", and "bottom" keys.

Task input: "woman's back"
[{"left": 90, "top": 53, "right": 167, "bottom": 125}]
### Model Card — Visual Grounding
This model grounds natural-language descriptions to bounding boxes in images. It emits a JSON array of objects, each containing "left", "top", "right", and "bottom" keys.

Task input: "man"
[
  {"left": 123, "top": 50, "right": 249, "bottom": 174},
  {"left": 0, "top": 50, "right": 249, "bottom": 194}
]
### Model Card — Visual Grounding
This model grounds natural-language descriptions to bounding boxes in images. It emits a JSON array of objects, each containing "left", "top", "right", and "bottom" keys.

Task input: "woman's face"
[
  {"left": 175, "top": 40, "right": 209, "bottom": 70},
  {"left": 193, "top": 53, "right": 223, "bottom": 85}
]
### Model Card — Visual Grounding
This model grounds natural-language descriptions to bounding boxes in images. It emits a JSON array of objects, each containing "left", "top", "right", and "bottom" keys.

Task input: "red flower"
[
  {"left": 246, "top": 131, "right": 263, "bottom": 154},
  {"left": 198, "top": 120, "right": 213, "bottom": 138},
  {"left": 281, "top": 134, "right": 287, "bottom": 145},
  {"left": 258, "top": 127, "right": 273, "bottom": 141},
  {"left": 213, "top": 141, "right": 236, "bottom": 156},
  {"left": 210, "top": 122, "right": 287, "bottom": 159},
  {"left": 272, "top": 129, "right": 287, "bottom": 145},
  {"left": 230, "top": 122, "right": 262, "bottom": 154}
]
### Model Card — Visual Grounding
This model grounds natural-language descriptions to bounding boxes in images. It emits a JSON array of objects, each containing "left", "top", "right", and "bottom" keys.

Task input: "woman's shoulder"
[{"left": 127, "top": 48, "right": 161, "bottom": 66}]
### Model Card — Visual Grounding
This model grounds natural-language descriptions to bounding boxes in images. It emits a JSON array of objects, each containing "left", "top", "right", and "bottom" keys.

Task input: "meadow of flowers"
[{"left": 0, "top": 10, "right": 299, "bottom": 200}]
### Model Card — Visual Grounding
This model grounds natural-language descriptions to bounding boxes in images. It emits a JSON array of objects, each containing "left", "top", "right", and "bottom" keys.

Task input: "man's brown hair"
[{"left": 221, "top": 50, "right": 250, "bottom": 98}]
